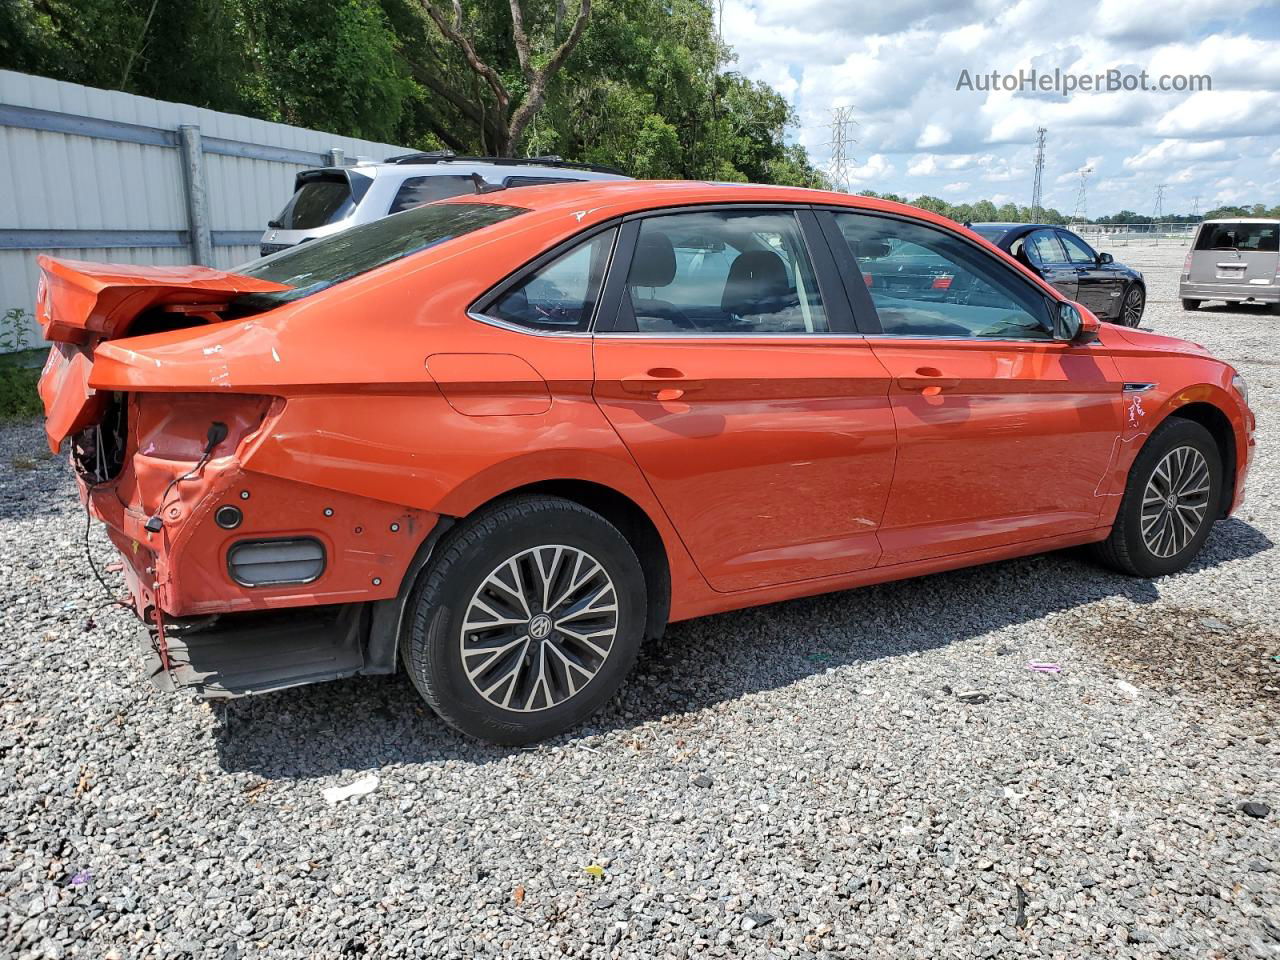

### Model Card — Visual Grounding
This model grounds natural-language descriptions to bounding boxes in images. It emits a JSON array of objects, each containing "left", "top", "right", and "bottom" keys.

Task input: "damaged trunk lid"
[{"left": 36, "top": 256, "right": 289, "bottom": 451}]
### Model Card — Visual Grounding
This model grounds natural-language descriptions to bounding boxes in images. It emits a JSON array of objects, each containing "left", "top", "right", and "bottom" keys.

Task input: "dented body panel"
[{"left": 35, "top": 181, "right": 1255, "bottom": 698}]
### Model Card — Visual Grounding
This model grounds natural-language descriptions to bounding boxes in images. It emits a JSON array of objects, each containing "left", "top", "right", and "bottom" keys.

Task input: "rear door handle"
[{"left": 620, "top": 368, "right": 706, "bottom": 400}]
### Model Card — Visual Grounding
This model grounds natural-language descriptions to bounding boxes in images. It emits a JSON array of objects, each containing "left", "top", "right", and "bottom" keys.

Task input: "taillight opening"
[{"left": 72, "top": 393, "right": 128, "bottom": 484}]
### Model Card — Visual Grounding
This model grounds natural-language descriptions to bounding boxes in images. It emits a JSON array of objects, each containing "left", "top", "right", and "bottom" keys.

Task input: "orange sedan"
[{"left": 37, "top": 181, "right": 1255, "bottom": 743}]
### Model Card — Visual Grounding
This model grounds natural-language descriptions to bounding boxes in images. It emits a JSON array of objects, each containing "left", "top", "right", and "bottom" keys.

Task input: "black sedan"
[{"left": 968, "top": 223, "right": 1146, "bottom": 326}]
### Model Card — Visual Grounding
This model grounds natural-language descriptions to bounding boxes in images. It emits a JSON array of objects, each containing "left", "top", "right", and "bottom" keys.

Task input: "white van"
[{"left": 1180, "top": 218, "right": 1280, "bottom": 311}]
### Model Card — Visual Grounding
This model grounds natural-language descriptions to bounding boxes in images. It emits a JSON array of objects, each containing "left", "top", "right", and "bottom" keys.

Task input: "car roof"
[
  {"left": 440, "top": 179, "right": 981, "bottom": 232},
  {"left": 1199, "top": 217, "right": 1280, "bottom": 224}
]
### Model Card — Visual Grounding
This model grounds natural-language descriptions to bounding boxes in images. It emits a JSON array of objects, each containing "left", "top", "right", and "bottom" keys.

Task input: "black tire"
[
  {"left": 1180, "top": 298, "right": 1200, "bottom": 311},
  {"left": 1120, "top": 284, "right": 1145, "bottom": 327},
  {"left": 1092, "top": 418, "right": 1222, "bottom": 578},
  {"left": 403, "top": 496, "right": 646, "bottom": 745}
]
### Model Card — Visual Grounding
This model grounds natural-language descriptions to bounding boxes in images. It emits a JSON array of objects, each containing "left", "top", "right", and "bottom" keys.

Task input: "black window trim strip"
[{"left": 469, "top": 219, "right": 623, "bottom": 337}]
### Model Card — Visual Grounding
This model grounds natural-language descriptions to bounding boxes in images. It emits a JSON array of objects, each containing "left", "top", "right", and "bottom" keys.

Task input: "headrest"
[
  {"left": 721, "top": 250, "right": 790, "bottom": 315},
  {"left": 629, "top": 231, "right": 677, "bottom": 288}
]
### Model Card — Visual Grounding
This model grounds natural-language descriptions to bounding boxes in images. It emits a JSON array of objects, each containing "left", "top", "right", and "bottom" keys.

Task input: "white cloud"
[
  {"left": 720, "top": 0, "right": 1280, "bottom": 215},
  {"left": 846, "top": 154, "right": 895, "bottom": 183}
]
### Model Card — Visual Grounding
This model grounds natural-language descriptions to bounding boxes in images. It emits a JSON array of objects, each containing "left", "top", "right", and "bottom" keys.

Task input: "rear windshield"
[
  {"left": 1195, "top": 221, "right": 1279, "bottom": 253},
  {"left": 967, "top": 224, "right": 1008, "bottom": 243},
  {"left": 272, "top": 176, "right": 355, "bottom": 229},
  {"left": 235, "top": 202, "right": 526, "bottom": 307}
]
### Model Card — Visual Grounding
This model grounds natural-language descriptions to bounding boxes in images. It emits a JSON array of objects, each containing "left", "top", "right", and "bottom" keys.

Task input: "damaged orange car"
[{"left": 38, "top": 181, "right": 1255, "bottom": 744}]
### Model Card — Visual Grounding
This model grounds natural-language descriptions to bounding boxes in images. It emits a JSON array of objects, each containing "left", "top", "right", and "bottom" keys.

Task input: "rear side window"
[
  {"left": 273, "top": 176, "right": 355, "bottom": 229},
  {"left": 617, "top": 210, "right": 829, "bottom": 334},
  {"left": 485, "top": 229, "right": 616, "bottom": 333},
  {"left": 388, "top": 175, "right": 478, "bottom": 214},
  {"left": 1195, "top": 222, "right": 1279, "bottom": 252},
  {"left": 1024, "top": 230, "right": 1067, "bottom": 265},
  {"left": 834, "top": 212, "right": 1051, "bottom": 339},
  {"left": 236, "top": 202, "right": 526, "bottom": 307}
]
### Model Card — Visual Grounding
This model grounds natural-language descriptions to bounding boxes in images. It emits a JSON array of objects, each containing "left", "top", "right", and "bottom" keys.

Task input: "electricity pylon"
[
  {"left": 1070, "top": 167, "right": 1093, "bottom": 223},
  {"left": 1153, "top": 184, "right": 1167, "bottom": 222},
  {"left": 827, "top": 106, "right": 857, "bottom": 193},
  {"left": 1030, "top": 127, "right": 1047, "bottom": 219}
]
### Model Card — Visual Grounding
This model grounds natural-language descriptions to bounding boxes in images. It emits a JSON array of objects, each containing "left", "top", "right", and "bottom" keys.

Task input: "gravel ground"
[{"left": 2, "top": 241, "right": 1277, "bottom": 959}]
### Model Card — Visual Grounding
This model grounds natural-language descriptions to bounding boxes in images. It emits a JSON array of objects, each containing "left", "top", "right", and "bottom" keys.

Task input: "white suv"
[{"left": 258, "top": 152, "right": 629, "bottom": 256}]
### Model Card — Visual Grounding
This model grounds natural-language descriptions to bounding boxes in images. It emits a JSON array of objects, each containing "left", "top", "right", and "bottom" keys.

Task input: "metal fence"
[
  {"left": 1072, "top": 222, "right": 1198, "bottom": 246},
  {"left": 0, "top": 69, "right": 410, "bottom": 348}
]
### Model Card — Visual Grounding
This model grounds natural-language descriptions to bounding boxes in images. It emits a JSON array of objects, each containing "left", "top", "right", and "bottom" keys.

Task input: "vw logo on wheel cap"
[{"left": 528, "top": 613, "right": 553, "bottom": 640}]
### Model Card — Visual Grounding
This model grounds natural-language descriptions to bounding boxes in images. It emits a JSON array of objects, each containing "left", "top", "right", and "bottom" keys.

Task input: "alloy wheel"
[
  {"left": 458, "top": 545, "right": 619, "bottom": 712},
  {"left": 1140, "top": 445, "right": 1211, "bottom": 558},
  {"left": 1122, "top": 287, "right": 1144, "bottom": 326}
]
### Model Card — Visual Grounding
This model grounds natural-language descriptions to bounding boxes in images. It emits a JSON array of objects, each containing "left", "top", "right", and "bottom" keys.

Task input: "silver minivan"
[
  {"left": 1180, "top": 218, "right": 1280, "bottom": 311},
  {"left": 258, "top": 152, "right": 629, "bottom": 257}
]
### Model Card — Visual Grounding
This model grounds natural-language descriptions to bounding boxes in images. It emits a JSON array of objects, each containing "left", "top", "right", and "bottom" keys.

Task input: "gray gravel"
[{"left": 2, "top": 241, "right": 1278, "bottom": 958}]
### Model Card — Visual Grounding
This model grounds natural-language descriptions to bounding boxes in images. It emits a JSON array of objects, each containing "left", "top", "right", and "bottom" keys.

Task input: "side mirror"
[
  {"left": 1097, "top": 252, "right": 1114, "bottom": 265},
  {"left": 1055, "top": 301, "right": 1100, "bottom": 344}
]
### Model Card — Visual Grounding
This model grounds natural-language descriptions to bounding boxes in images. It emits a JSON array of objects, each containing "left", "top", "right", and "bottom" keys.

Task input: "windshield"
[
  {"left": 236, "top": 202, "right": 527, "bottom": 307},
  {"left": 1195, "top": 221, "right": 1279, "bottom": 252}
]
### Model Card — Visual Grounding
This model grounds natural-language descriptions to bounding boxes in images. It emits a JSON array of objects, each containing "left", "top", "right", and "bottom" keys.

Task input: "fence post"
[
  {"left": 177, "top": 124, "right": 214, "bottom": 266},
  {"left": 326, "top": 147, "right": 345, "bottom": 167}
]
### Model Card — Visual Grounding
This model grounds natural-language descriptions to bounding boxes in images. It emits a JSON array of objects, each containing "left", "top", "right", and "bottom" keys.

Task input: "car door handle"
[
  {"left": 897, "top": 368, "right": 960, "bottom": 395},
  {"left": 620, "top": 369, "right": 706, "bottom": 400}
]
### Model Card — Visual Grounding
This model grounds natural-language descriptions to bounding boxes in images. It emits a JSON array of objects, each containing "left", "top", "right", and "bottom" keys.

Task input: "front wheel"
[
  {"left": 1092, "top": 418, "right": 1222, "bottom": 577},
  {"left": 1180, "top": 298, "right": 1200, "bottom": 311},
  {"left": 404, "top": 496, "right": 647, "bottom": 745},
  {"left": 1120, "top": 285, "right": 1145, "bottom": 326}
]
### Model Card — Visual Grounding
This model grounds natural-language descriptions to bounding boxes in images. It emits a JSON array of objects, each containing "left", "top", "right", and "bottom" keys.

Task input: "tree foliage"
[{"left": 0, "top": 0, "right": 829, "bottom": 186}]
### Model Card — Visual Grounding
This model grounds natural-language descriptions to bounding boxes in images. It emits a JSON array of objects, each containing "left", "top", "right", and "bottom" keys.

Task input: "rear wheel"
[
  {"left": 1093, "top": 419, "right": 1221, "bottom": 577},
  {"left": 1120, "top": 285, "right": 1145, "bottom": 326},
  {"left": 403, "top": 496, "right": 646, "bottom": 745},
  {"left": 1180, "top": 298, "right": 1200, "bottom": 311}
]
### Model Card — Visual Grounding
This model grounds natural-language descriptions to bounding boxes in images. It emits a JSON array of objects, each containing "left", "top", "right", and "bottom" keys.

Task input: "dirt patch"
[{"left": 1071, "top": 605, "right": 1280, "bottom": 724}]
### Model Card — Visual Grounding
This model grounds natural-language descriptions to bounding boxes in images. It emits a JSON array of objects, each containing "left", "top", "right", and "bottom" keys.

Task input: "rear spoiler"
[{"left": 36, "top": 256, "right": 289, "bottom": 345}]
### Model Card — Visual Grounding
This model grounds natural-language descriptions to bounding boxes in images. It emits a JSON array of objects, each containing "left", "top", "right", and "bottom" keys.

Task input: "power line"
[
  {"left": 827, "top": 106, "right": 857, "bottom": 193},
  {"left": 1070, "top": 167, "right": 1092, "bottom": 223},
  {"left": 1030, "top": 127, "right": 1047, "bottom": 219}
]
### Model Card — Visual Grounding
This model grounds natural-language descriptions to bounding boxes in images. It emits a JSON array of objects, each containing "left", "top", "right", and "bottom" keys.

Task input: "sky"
[{"left": 720, "top": 0, "right": 1280, "bottom": 217}]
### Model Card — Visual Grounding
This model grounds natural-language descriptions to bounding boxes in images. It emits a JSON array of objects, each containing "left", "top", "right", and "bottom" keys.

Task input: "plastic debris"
[
  {"left": 1027, "top": 661, "right": 1062, "bottom": 674},
  {"left": 322, "top": 775, "right": 379, "bottom": 805},
  {"left": 583, "top": 864, "right": 606, "bottom": 879},
  {"left": 1115, "top": 680, "right": 1141, "bottom": 697}
]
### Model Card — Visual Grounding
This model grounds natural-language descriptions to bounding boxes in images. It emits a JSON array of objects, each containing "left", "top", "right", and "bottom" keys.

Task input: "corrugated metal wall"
[{"left": 0, "top": 69, "right": 409, "bottom": 349}]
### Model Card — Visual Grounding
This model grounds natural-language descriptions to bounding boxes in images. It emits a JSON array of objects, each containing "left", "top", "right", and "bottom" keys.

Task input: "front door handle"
[{"left": 896, "top": 368, "right": 960, "bottom": 395}]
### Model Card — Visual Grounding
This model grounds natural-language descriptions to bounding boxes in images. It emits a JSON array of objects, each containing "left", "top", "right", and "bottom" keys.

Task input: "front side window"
[
  {"left": 235, "top": 202, "right": 526, "bottom": 307},
  {"left": 388, "top": 175, "right": 478, "bottom": 214},
  {"left": 834, "top": 212, "right": 1052, "bottom": 340},
  {"left": 618, "top": 210, "right": 829, "bottom": 334},
  {"left": 485, "top": 229, "right": 616, "bottom": 333},
  {"left": 1058, "top": 231, "right": 1098, "bottom": 264}
]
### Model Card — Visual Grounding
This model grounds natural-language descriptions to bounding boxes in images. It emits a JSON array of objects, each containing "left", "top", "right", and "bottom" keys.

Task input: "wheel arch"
[
  {"left": 499, "top": 479, "right": 672, "bottom": 643},
  {"left": 1161, "top": 399, "right": 1237, "bottom": 518}
]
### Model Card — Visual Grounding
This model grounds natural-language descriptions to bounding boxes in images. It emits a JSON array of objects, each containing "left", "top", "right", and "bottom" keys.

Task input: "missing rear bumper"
[{"left": 141, "top": 603, "right": 371, "bottom": 698}]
